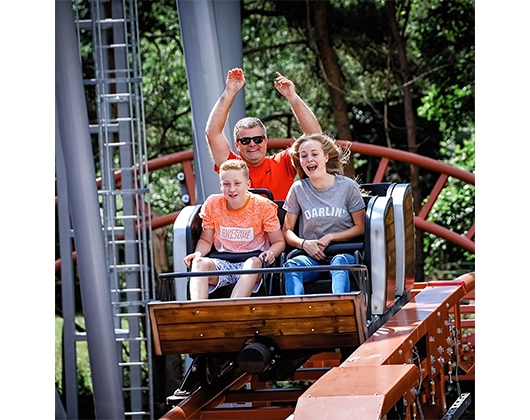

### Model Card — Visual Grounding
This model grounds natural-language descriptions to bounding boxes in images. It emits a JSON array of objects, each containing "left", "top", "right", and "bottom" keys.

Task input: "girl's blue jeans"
[{"left": 284, "top": 253, "right": 357, "bottom": 295}]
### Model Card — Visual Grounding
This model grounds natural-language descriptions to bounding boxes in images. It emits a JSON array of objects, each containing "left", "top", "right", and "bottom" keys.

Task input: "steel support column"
[
  {"left": 176, "top": 0, "right": 245, "bottom": 202},
  {"left": 55, "top": 1, "right": 125, "bottom": 418}
]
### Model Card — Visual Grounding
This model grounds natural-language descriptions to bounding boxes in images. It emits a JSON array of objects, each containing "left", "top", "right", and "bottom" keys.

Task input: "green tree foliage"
[
  {"left": 238, "top": 1, "right": 475, "bottom": 276},
  {"left": 133, "top": 0, "right": 475, "bottom": 273},
  {"left": 242, "top": 1, "right": 329, "bottom": 139},
  {"left": 136, "top": 0, "right": 191, "bottom": 216},
  {"left": 413, "top": 0, "right": 475, "bottom": 140},
  {"left": 411, "top": 0, "right": 475, "bottom": 277},
  {"left": 423, "top": 136, "right": 475, "bottom": 278},
  {"left": 138, "top": 0, "right": 193, "bottom": 157}
]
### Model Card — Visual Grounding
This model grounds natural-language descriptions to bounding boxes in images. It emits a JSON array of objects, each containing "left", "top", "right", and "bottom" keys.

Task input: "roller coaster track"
[{"left": 156, "top": 273, "right": 475, "bottom": 419}]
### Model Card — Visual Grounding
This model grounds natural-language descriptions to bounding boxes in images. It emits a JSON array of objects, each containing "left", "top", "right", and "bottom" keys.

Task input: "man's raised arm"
[
  {"left": 205, "top": 68, "right": 246, "bottom": 167},
  {"left": 274, "top": 72, "right": 322, "bottom": 136}
]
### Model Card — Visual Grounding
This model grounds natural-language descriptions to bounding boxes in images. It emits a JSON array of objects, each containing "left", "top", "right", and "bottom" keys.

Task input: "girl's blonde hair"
[{"left": 289, "top": 133, "right": 351, "bottom": 180}]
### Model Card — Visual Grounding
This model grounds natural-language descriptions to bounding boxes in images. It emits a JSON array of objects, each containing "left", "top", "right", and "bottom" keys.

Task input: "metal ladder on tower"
[{"left": 74, "top": 0, "right": 154, "bottom": 418}]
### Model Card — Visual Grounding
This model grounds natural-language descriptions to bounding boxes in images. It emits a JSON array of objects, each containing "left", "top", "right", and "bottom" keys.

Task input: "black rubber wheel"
[{"left": 195, "top": 355, "right": 222, "bottom": 387}]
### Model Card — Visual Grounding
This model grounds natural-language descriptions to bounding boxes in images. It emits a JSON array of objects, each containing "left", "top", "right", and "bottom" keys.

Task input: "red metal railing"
[{"left": 55, "top": 139, "right": 475, "bottom": 271}]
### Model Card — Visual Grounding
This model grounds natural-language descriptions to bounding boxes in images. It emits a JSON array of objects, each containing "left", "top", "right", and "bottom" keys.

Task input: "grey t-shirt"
[{"left": 283, "top": 175, "right": 365, "bottom": 240}]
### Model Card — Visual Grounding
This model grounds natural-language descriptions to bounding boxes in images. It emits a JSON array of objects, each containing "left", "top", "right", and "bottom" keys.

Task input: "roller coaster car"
[{"left": 148, "top": 183, "right": 416, "bottom": 401}]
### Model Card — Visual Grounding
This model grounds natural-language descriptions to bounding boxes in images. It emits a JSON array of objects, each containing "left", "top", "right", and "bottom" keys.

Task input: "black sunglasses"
[{"left": 237, "top": 135, "right": 265, "bottom": 145}]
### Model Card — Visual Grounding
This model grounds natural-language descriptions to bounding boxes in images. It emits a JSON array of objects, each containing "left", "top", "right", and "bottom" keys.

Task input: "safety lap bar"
[{"left": 158, "top": 264, "right": 368, "bottom": 281}]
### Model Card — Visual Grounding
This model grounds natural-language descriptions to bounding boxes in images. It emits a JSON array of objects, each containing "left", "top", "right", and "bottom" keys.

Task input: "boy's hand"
[
  {"left": 260, "top": 250, "right": 275, "bottom": 265},
  {"left": 183, "top": 251, "right": 200, "bottom": 268}
]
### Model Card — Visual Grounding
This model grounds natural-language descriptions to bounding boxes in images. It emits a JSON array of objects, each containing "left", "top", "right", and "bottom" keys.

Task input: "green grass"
[
  {"left": 56, "top": 314, "right": 150, "bottom": 395},
  {"left": 55, "top": 315, "right": 93, "bottom": 394}
]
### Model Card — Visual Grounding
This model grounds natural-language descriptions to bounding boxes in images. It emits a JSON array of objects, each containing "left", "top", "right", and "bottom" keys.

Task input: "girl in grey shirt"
[{"left": 282, "top": 133, "right": 366, "bottom": 295}]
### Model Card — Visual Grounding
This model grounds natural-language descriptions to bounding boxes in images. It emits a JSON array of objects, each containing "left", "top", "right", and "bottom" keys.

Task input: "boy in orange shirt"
[{"left": 183, "top": 160, "right": 285, "bottom": 300}]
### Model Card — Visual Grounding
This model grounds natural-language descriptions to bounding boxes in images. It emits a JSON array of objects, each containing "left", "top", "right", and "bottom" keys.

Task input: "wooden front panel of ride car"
[{"left": 149, "top": 294, "right": 364, "bottom": 356}]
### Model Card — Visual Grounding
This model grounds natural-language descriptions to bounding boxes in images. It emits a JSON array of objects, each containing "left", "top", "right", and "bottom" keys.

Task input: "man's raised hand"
[{"left": 226, "top": 67, "right": 246, "bottom": 93}]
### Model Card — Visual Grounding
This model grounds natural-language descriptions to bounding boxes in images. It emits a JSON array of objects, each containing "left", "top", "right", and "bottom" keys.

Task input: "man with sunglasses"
[{"left": 205, "top": 67, "right": 321, "bottom": 200}]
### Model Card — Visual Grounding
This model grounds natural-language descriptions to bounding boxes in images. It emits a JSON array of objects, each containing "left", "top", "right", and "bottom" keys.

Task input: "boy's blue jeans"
[{"left": 284, "top": 253, "right": 357, "bottom": 295}]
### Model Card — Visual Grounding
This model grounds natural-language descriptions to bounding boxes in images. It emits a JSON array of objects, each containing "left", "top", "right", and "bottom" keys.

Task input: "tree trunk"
[
  {"left": 313, "top": 1, "right": 356, "bottom": 177},
  {"left": 387, "top": 0, "right": 424, "bottom": 282}
]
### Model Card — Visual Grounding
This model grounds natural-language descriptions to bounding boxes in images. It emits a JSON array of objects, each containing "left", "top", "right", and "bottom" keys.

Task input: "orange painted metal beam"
[
  {"left": 344, "top": 275, "right": 473, "bottom": 366},
  {"left": 414, "top": 218, "right": 475, "bottom": 253},
  {"left": 291, "top": 273, "right": 475, "bottom": 419},
  {"left": 266, "top": 138, "right": 475, "bottom": 186},
  {"left": 418, "top": 173, "right": 449, "bottom": 219},
  {"left": 373, "top": 156, "right": 390, "bottom": 183},
  {"left": 160, "top": 369, "right": 252, "bottom": 420},
  {"left": 200, "top": 406, "right": 295, "bottom": 420},
  {"left": 294, "top": 364, "right": 419, "bottom": 419},
  {"left": 54, "top": 210, "right": 181, "bottom": 272}
]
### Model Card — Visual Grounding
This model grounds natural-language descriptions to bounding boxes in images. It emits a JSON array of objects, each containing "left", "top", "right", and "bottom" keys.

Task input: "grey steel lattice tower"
[
  {"left": 57, "top": 0, "right": 155, "bottom": 418},
  {"left": 76, "top": 0, "right": 155, "bottom": 417}
]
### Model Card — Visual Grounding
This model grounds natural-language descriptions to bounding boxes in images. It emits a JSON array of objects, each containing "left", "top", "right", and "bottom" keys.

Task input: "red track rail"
[{"left": 55, "top": 140, "right": 475, "bottom": 271}]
